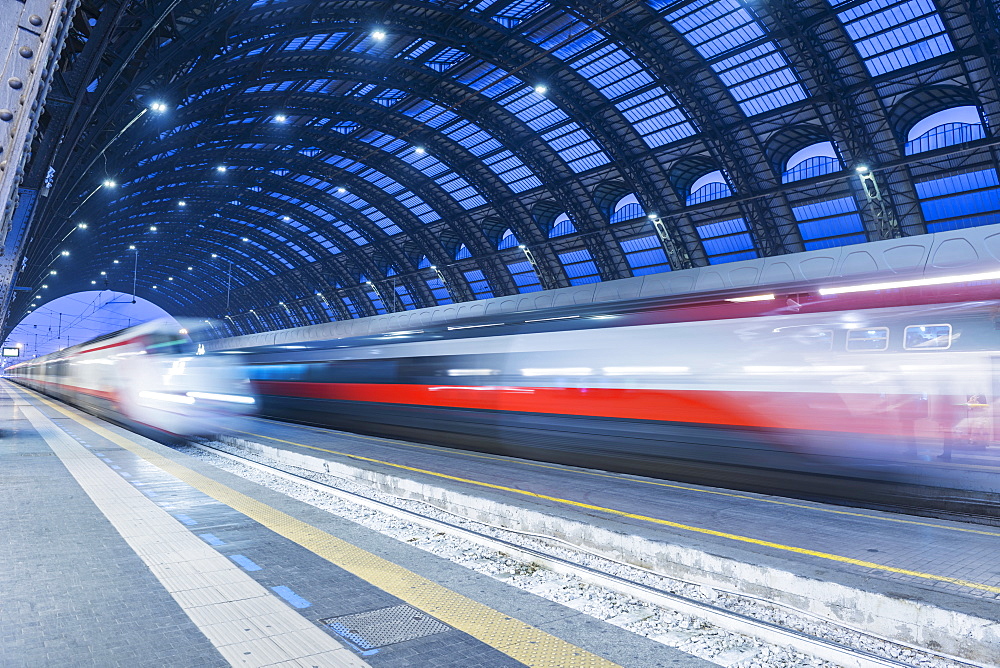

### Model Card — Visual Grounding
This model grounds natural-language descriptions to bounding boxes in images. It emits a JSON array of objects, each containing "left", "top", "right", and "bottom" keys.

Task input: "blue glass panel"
[
  {"left": 455, "top": 244, "right": 472, "bottom": 260},
  {"left": 507, "top": 261, "right": 543, "bottom": 292},
  {"left": 558, "top": 249, "right": 601, "bottom": 285},
  {"left": 914, "top": 169, "right": 999, "bottom": 198},
  {"left": 394, "top": 285, "right": 416, "bottom": 310},
  {"left": 610, "top": 201, "right": 645, "bottom": 224},
  {"left": 463, "top": 269, "right": 494, "bottom": 299},
  {"left": 621, "top": 235, "right": 671, "bottom": 275},
  {"left": 791, "top": 196, "right": 859, "bottom": 221},
  {"left": 426, "top": 277, "right": 453, "bottom": 304},
  {"left": 833, "top": 0, "right": 953, "bottom": 76}
]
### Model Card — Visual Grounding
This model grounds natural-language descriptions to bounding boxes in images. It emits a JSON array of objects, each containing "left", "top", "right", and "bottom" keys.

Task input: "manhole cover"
[{"left": 320, "top": 605, "right": 449, "bottom": 649}]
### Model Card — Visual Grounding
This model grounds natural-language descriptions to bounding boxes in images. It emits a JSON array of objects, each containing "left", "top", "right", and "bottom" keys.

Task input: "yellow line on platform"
[
  {"left": 253, "top": 418, "right": 1000, "bottom": 538},
  {"left": 21, "top": 388, "right": 619, "bottom": 668},
  {"left": 233, "top": 428, "right": 1000, "bottom": 596}
]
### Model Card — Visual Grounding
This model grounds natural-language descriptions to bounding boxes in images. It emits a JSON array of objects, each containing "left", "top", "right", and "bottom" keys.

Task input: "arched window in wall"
[
  {"left": 497, "top": 228, "right": 519, "bottom": 249},
  {"left": 782, "top": 142, "right": 841, "bottom": 183},
  {"left": 609, "top": 194, "right": 645, "bottom": 223},
  {"left": 903, "top": 107, "right": 1000, "bottom": 232},
  {"left": 455, "top": 243, "right": 473, "bottom": 260},
  {"left": 687, "top": 171, "right": 732, "bottom": 205},
  {"left": 904, "top": 106, "right": 985, "bottom": 155},
  {"left": 548, "top": 213, "right": 577, "bottom": 238}
]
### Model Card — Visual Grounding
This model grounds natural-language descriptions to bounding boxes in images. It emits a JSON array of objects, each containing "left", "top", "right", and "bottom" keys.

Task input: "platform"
[
  {"left": 211, "top": 410, "right": 1000, "bottom": 662},
  {"left": 0, "top": 381, "right": 712, "bottom": 668}
]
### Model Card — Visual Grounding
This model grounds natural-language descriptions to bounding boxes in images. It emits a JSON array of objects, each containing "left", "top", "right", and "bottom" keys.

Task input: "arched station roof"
[{"left": 8, "top": 0, "right": 1000, "bottom": 337}]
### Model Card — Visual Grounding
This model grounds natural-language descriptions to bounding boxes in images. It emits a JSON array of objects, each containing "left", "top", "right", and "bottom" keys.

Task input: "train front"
[{"left": 117, "top": 321, "right": 256, "bottom": 436}]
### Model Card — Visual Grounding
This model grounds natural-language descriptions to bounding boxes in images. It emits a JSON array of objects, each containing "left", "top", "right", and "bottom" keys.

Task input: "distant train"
[
  {"left": 5, "top": 320, "right": 256, "bottom": 436},
  {"left": 235, "top": 273, "right": 1000, "bottom": 501}
]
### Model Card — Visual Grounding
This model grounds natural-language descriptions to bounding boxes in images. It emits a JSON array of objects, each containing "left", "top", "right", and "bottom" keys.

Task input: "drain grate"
[{"left": 320, "top": 605, "right": 449, "bottom": 649}]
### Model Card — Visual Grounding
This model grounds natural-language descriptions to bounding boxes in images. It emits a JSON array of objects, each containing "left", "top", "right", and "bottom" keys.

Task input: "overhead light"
[
  {"left": 90, "top": 280, "right": 96, "bottom": 285},
  {"left": 50, "top": 270, "right": 56, "bottom": 275},
  {"left": 726, "top": 293, "right": 775, "bottom": 303},
  {"left": 149, "top": 225, "right": 157, "bottom": 231},
  {"left": 100, "top": 271, "right": 106, "bottom": 276},
  {"left": 102, "top": 179, "right": 116, "bottom": 188},
  {"left": 216, "top": 165, "right": 227, "bottom": 173},
  {"left": 178, "top": 200, "right": 186, "bottom": 207},
  {"left": 534, "top": 85, "right": 547, "bottom": 94},
  {"left": 414, "top": 147, "right": 425, "bottom": 154},
  {"left": 648, "top": 213, "right": 658, "bottom": 220},
  {"left": 211, "top": 253, "right": 218, "bottom": 258},
  {"left": 41, "top": 284, "right": 47, "bottom": 288},
  {"left": 282, "top": 215, "right": 291, "bottom": 221},
  {"left": 274, "top": 114, "right": 287, "bottom": 123},
  {"left": 188, "top": 266, "right": 193, "bottom": 270},
  {"left": 113, "top": 260, "right": 119, "bottom": 264},
  {"left": 129, "top": 245, "right": 136, "bottom": 250},
  {"left": 168, "top": 277, "right": 173, "bottom": 281},
  {"left": 855, "top": 165, "right": 869, "bottom": 173},
  {"left": 337, "top": 187, "right": 346, "bottom": 193},
  {"left": 241, "top": 237, "right": 248, "bottom": 242},
  {"left": 371, "top": 30, "right": 386, "bottom": 40},
  {"left": 149, "top": 102, "right": 168, "bottom": 112},
  {"left": 77, "top": 223, "right": 88, "bottom": 229},
  {"left": 60, "top": 250, "right": 69, "bottom": 256}
]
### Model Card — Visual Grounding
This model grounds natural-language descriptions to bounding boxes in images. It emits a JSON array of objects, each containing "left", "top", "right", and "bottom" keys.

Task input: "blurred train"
[
  {"left": 5, "top": 320, "right": 256, "bottom": 436},
  {"left": 235, "top": 273, "right": 1000, "bottom": 505}
]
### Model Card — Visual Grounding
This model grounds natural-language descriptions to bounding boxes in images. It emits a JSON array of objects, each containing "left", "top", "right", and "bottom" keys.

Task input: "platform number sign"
[{"left": 2, "top": 347, "right": 20, "bottom": 357}]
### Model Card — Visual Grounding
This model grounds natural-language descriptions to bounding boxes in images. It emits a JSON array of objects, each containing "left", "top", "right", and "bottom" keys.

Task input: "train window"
[
  {"left": 903, "top": 324, "right": 952, "bottom": 350},
  {"left": 846, "top": 327, "right": 889, "bottom": 351}
]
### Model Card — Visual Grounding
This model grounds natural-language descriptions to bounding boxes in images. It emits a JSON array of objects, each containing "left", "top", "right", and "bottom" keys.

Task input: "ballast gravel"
[{"left": 180, "top": 441, "right": 969, "bottom": 668}]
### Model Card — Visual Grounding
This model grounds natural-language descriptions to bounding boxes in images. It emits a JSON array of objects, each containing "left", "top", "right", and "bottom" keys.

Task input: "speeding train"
[
  {"left": 5, "top": 320, "right": 256, "bottom": 436},
  {"left": 235, "top": 273, "right": 1000, "bottom": 502}
]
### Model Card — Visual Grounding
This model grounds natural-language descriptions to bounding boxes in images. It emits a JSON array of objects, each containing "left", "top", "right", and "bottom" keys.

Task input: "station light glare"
[
  {"left": 41, "top": 284, "right": 47, "bottom": 288},
  {"left": 211, "top": 253, "right": 218, "bottom": 258},
  {"left": 274, "top": 114, "right": 287, "bottom": 123},
  {"left": 168, "top": 277, "right": 173, "bottom": 281},
  {"left": 215, "top": 165, "right": 227, "bottom": 173},
  {"left": 648, "top": 213, "right": 658, "bottom": 220},
  {"left": 371, "top": 30, "right": 386, "bottom": 40},
  {"left": 855, "top": 165, "right": 869, "bottom": 173},
  {"left": 102, "top": 179, "right": 116, "bottom": 188},
  {"left": 819, "top": 269, "right": 1000, "bottom": 296},
  {"left": 337, "top": 187, "right": 346, "bottom": 193},
  {"left": 128, "top": 245, "right": 136, "bottom": 250},
  {"left": 149, "top": 101, "right": 168, "bottom": 112},
  {"left": 60, "top": 250, "right": 69, "bottom": 256},
  {"left": 77, "top": 222, "right": 88, "bottom": 229},
  {"left": 90, "top": 280, "right": 96, "bottom": 285},
  {"left": 282, "top": 215, "right": 291, "bottom": 221},
  {"left": 113, "top": 260, "right": 119, "bottom": 264},
  {"left": 188, "top": 266, "right": 193, "bottom": 270},
  {"left": 429, "top": 265, "right": 437, "bottom": 270},
  {"left": 414, "top": 147, "right": 425, "bottom": 154},
  {"left": 50, "top": 270, "right": 57, "bottom": 275},
  {"left": 178, "top": 200, "right": 186, "bottom": 207},
  {"left": 533, "top": 84, "right": 547, "bottom": 94},
  {"left": 149, "top": 225, "right": 157, "bottom": 231},
  {"left": 241, "top": 237, "right": 249, "bottom": 242},
  {"left": 100, "top": 271, "right": 106, "bottom": 276}
]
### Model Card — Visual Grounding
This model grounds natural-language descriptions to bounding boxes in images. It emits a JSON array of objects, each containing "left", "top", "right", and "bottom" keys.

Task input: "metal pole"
[
  {"left": 132, "top": 249, "right": 138, "bottom": 303},
  {"left": 226, "top": 260, "right": 232, "bottom": 314}
]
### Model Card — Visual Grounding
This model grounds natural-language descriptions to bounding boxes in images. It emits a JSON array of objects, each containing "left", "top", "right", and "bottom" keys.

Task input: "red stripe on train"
[{"left": 254, "top": 380, "right": 932, "bottom": 437}]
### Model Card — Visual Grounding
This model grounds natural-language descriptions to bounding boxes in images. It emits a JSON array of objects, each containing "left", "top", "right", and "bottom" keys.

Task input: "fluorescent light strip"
[
  {"left": 448, "top": 323, "right": 501, "bottom": 330},
  {"left": 726, "top": 293, "right": 775, "bottom": 303},
  {"left": 819, "top": 270, "right": 1000, "bottom": 296},
  {"left": 185, "top": 391, "right": 256, "bottom": 404}
]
